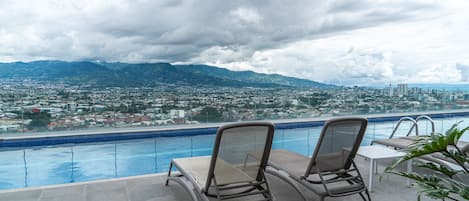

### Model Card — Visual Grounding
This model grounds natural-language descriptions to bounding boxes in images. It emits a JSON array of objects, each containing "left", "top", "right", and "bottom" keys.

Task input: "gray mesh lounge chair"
[
  {"left": 420, "top": 142, "right": 469, "bottom": 170},
  {"left": 371, "top": 137, "right": 414, "bottom": 149},
  {"left": 165, "top": 122, "right": 275, "bottom": 201},
  {"left": 266, "top": 117, "right": 370, "bottom": 201}
]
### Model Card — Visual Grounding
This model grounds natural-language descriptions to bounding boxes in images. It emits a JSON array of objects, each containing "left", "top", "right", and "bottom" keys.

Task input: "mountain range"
[{"left": 0, "top": 61, "right": 333, "bottom": 88}]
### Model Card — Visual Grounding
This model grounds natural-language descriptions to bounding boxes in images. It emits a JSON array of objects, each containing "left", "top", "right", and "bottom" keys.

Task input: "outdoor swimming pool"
[{"left": 1, "top": 115, "right": 468, "bottom": 190}]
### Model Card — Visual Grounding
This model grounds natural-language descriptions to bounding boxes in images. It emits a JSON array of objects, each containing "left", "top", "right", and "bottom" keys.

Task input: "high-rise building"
[
  {"left": 397, "top": 84, "right": 408, "bottom": 97},
  {"left": 388, "top": 83, "right": 393, "bottom": 97}
]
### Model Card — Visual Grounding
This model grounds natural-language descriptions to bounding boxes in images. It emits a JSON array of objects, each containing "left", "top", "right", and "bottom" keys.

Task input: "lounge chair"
[
  {"left": 165, "top": 122, "right": 275, "bottom": 201},
  {"left": 266, "top": 117, "right": 370, "bottom": 201},
  {"left": 419, "top": 142, "right": 469, "bottom": 171}
]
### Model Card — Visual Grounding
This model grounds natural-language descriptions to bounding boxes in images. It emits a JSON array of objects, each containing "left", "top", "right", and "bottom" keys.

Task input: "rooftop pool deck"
[
  {"left": 0, "top": 109, "right": 468, "bottom": 199},
  {"left": 0, "top": 157, "right": 432, "bottom": 201}
]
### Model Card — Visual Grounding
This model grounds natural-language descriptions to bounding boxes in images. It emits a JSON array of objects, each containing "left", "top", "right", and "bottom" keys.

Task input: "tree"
[
  {"left": 193, "top": 107, "right": 222, "bottom": 123},
  {"left": 25, "top": 111, "right": 51, "bottom": 130}
]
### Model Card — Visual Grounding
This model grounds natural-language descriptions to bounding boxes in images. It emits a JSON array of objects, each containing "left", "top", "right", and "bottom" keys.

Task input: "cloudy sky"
[{"left": 0, "top": 0, "right": 468, "bottom": 85}]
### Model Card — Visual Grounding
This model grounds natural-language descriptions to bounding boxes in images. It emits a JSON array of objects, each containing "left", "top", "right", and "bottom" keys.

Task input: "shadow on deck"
[{"left": 0, "top": 157, "right": 430, "bottom": 201}]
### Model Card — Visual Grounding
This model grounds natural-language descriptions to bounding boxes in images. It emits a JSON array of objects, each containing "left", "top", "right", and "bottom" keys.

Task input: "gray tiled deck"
[{"left": 0, "top": 157, "right": 430, "bottom": 201}]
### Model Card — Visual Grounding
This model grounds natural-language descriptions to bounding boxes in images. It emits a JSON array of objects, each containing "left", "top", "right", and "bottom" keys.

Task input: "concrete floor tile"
[
  {"left": 0, "top": 190, "right": 41, "bottom": 201},
  {"left": 0, "top": 159, "right": 432, "bottom": 201},
  {"left": 85, "top": 180, "right": 127, "bottom": 192},
  {"left": 40, "top": 185, "right": 85, "bottom": 198},
  {"left": 86, "top": 189, "right": 128, "bottom": 201}
]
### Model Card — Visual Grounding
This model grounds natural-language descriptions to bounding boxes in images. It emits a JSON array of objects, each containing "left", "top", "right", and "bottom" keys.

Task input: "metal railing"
[
  {"left": 388, "top": 117, "right": 418, "bottom": 139},
  {"left": 414, "top": 115, "right": 435, "bottom": 135},
  {"left": 388, "top": 115, "right": 436, "bottom": 139}
]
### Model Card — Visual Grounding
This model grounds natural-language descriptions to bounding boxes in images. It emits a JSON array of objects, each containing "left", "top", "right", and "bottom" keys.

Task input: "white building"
[
  {"left": 169, "top": 109, "right": 185, "bottom": 118},
  {"left": 397, "top": 84, "right": 408, "bottom": 97}
]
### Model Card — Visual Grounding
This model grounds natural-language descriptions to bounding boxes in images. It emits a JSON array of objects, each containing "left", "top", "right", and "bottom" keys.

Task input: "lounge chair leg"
[
  {"left": 212, "top": 176, "right": 223, "bottom": 200},
  {"left": 365, "top": 189, "right": 372, "bottom": 201},
  {"left": 359, "top": 192, "right": 366, "bottom": 201},
  {"left": 265, "top": 167, "right": 308, "bottom": 201},
  {"left": 165, "top": 161, "right": 173, "bottom": 186},
  {"left": 260, "top": 170, "right": 274, "bottom": 200},
  {"left": 167, "top": 176, "right": 201, "bottom": 201}
]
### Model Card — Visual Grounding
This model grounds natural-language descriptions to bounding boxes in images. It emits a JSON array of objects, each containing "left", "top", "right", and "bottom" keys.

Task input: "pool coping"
[
  {"left": 0, "top": 172, "right": 169, "bottom": 194},
  {"left": 1, "top": 109, "right": 469, "bottom": 148}
]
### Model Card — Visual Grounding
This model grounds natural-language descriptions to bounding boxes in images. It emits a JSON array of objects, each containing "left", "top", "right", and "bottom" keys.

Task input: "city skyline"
[{"left": 1, "top": 78, "right": 468, "bottom": 133}]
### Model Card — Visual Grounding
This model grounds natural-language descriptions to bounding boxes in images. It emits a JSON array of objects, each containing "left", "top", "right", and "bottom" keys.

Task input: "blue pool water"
[{"left": 1, "top": 115, "right": 469, "bottom": 190}]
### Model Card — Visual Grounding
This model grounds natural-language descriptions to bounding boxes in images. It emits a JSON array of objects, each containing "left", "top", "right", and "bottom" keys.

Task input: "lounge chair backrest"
[
  {"left": 205, "top": 122, "right": 275, "bottom": 191},
  {"left": 305, "top": 118, "right": 368, "bottom": 176},
  {"left": 461, "top": 143, "right": 469, "bottom": 154}
]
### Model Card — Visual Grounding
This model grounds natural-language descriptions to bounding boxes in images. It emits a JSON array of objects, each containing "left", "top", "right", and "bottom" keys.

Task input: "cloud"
[
  {"left": 0, "top": 0, "right": 439, "bottom": 61},
  {"left": 236, "top": 42, "right": 401, "bottom": 85},
  {"left": 231, "top": 8, "right": 262, "bottom": 24},
  {"left": 417, "top": 64, "right": 463, "bottom": 83},
  {"left": 456, "top": 64, "right": 469, "bottom": 82},
  {"left": 0, "top": 0, "right": 468, "bottom": 85},
  {"left": 329, "top": 48, "right": 396, "bottom": 84},
  {"left": 206, "top": 0, "right": 469, "bottom": 85}
]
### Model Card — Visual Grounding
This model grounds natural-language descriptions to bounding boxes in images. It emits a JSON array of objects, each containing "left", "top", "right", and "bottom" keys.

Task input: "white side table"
[{"left": 356, "top": 146, "right": 411, "bottom": 192}]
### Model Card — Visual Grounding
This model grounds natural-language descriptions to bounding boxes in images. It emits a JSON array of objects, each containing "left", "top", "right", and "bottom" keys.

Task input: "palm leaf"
[
  {"left": 384, "top": 122, "right": 469, "bottom": 201},
  {"left": 416, "top": 162, "right": 460, "bottom": 178}
]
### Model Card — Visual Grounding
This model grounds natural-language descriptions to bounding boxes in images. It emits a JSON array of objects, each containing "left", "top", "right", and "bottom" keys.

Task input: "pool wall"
[{"left": 2, "top": 111, "right": 469, "bottom": 148}]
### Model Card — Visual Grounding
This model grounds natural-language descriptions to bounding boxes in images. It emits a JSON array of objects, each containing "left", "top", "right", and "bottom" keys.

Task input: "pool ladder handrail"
[
  {"left": 389, "top": 117, "right": 418, "bottom": 139},
  {"left": 414, "top": 115, "right": 435, "bottom": 135},
  {"left": 388, "top": 115, "right": 435, "bottom": 139}
]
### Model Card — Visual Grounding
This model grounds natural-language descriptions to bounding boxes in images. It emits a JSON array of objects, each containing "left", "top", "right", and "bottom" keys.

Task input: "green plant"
[{"left": 385, "top": 123, "right": 469, "bottom": 201}]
